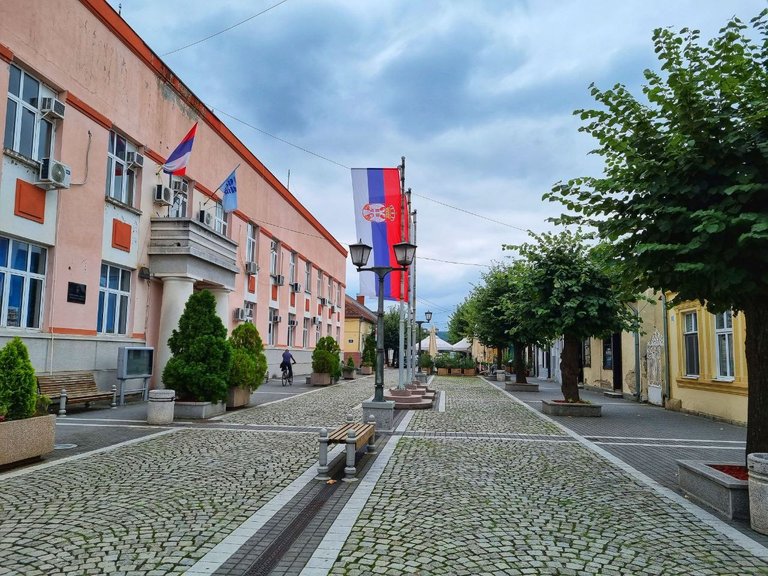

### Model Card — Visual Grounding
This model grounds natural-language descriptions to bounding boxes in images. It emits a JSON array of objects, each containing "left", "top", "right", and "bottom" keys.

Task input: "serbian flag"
[
  {"left": 162, "top": 122, "right": 197, "bottom": 176},
  {"left": 351, "top": 168, "right": 408, "bottom": 301}
]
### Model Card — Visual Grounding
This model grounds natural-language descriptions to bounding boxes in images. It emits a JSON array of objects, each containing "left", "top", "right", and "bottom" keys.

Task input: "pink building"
[{"left": 0, "top": 0, "right": 346, "bottom": 389}]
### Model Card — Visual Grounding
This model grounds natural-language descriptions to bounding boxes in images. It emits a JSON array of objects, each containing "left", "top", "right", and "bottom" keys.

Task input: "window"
[
  {"left": 328, "top": 277, "right": 333, "bottom": 304},
  {"left": 4, "top": 65, "right": 55, "bottom": 161},
  {"left": 602, "top": 339, "right": 612, "bottom": 370},
  {"left": 305, "top": 262, "right": 312, "bottom": 293},
  {"left": 315, "top": 320, "right": 321, "bottom": 345},
  {"left": 317, "top": 271, "right": 323, "bottom": 297},
  {"left": 683, "top": 311, "right": 699, "bottom": 377},
  {"left": 302, "top": 317, "right": 309, "bottom": 348},
  {"left": 169, "top": 176, "right": 188, "bottom": 218},
  {"left": 105, "top": 131, "right": 138, "bottom": 206},
  {"left": 0, "top": 236, "right": 46, "bottom": 328},
  {"left": 270, "top": 241, "right": 279, "bottom": 276},
  {"left": 289, "top": 252, "right": 296, "bottom": 285},
  {"left": 213, "top": 202, "right": 227, "bottom": 236},
  {"left": 244, "top": 301, "right": 255, "bottom": 322},
  {"left": 714, "top": 311, "right": 734, "bottom": 379},
  {"left": 246, "top": 223, "right": 258, "bottom": 263},
  {"left": 336, "top": 284, "right": 341, "bottom": 308},
  {"left": 288, "top": 313, "right": 296, "bottom": 347},
  {"left": 97, "top": 263, "right": 131, "bottom": 335},
  {"left": 268, "top": 307, "right": 279, "bottom": 346},
  {"left": 583, "top": 339, "right": 591, "bottom": 368},
  {"left": 326, "top": 323, "right": 332, "bottom": 337}
]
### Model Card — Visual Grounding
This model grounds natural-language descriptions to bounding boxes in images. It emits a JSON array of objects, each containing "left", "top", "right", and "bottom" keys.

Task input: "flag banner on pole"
[
  {"left": 162, "top": 122, "right": 198, "bottom": 176},
  {"left": 220, "top": 167, "right": 238, "bottom": 213},
  {"left": 351, "top": 168, "right": 408, "bottom": 301}
]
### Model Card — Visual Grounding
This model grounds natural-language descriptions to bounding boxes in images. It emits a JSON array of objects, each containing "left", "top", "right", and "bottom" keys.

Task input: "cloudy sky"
[{"left": 109, "top": 0, "right": 764, "bottom": 331}]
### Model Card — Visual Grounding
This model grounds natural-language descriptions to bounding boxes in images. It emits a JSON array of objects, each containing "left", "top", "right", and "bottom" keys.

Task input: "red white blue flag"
[
  {"left": 162, "top": 122, "right": 198, "bottom": 176},
  {"left": 351, "top": 168, "right": 408, "bottom": 301}
]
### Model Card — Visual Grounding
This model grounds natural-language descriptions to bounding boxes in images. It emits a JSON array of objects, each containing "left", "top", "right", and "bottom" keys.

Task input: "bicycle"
[{"left": 281, "top": 364, "right": 293, "bottom": 387}]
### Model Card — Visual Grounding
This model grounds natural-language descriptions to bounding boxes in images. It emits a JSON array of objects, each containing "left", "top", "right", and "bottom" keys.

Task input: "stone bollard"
[
  {"left": 496, "top": 370, "right": 506, "bottom": 382},
  {"left": 317, "top": 428, "right": 330, "bottom": 480},
  {"left": 147, "top": 389, "right": 175, "bottom": 425},
  {"left": 111, "top": 384, "right": 117, "bottom": 409},
  {"left": 748, "top": 453, "right": 768, "bottom": 535},
  {"left": 346, "top": 413, "right": 354, "bottom": 424},
  {"left": 367, "top": 414, "right": 377, "bottom": 454},
  {"left": 58, "top": 388, "right": 67, "bottom": 417},
  {"left": 343, "top": 429, "right": 358, "bottom": 482}
]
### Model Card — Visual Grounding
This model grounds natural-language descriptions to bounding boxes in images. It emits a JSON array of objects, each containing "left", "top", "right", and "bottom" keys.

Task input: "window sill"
[
  {"left": 713, "top": 377, "right": 735, "bottom": 383},
  {"left": 105, "top": 196, "right": 142, "bottom": 216},
  {"left": 681, "top": 375, "right": 699, "bottom": 380},
  {"left": 3, "top": 147, "right": 40, "bottom": 170}
]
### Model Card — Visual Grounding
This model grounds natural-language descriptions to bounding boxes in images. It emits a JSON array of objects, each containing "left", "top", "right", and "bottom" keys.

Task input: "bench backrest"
[{"left": 37, "top": 371, "right": 98, "bottom": 397}]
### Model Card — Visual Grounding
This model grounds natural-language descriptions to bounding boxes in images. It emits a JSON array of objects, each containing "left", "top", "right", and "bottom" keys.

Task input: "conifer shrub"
[
  {"left": 361, "top": 332, "right": 376, "bottom": 368},
  {"left": 312, "top": 336, "right": 341, "bottom": 377},
  {"left": 228, "top": 322, "right": 267, "bottom": 391},
  {"left": 0, "top": 337, "right": 38, "bottom": 421},
  {"left": 162, "top": 290, "right": 232, "bottom": 402}
]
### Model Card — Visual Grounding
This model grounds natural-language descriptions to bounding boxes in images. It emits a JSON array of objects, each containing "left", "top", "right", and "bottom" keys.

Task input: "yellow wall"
[{"left": 343, "top": 317, "right": 373, "bottom": 358}]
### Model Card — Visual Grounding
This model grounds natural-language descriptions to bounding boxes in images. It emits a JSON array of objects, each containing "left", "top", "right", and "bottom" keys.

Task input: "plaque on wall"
[{"left": 67, "top": 282, "right": 86, "bottom": 304}]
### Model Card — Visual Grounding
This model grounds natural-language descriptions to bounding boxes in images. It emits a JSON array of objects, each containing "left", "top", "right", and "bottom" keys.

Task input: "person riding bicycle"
[{"left": 280, "top": 348, "right": 296, "bottom": 382}]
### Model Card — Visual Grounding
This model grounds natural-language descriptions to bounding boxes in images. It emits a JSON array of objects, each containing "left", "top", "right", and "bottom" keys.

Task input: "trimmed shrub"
[
  {"left": 228, "top": 323, "right": 267, "bottom": 391},
  {"left": 163, "top": 290, "right": 232, "bottom": 402},
  {"left": 361, "top": 332, "right": 376, "bottom": 368},
  {"left": 0, "top": 337, "right": 38, "bottom": 421},
  {"left": 313, "top": 336, "right": 341, "bottom": 377}
]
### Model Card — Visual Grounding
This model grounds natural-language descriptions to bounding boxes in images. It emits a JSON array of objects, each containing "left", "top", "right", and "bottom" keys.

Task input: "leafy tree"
[
  {"left": 0, "top": 337, "right": 38, "bottom": 420},
  {"left": 383, "top": 306, "right": 400, "bottom": 366},
  {"left": 163, "top": 290, "right": 232, "bottom": 402},
  {"left": 471, "top": 265, "right": 515, "bottom": 370},
  {"left": 448, "top": 298, "right": 474, "bottom": 344},
  {"left": 513, "top": 231, "right": 636, "bottom": 402},
  {"left": 312, "top": 336, "right": 341, "bottom": 378},
  {"left": 228, "top": 322, "right": 267, "bottom": 391},
  {"left": 544, "top": 12, "right": 768, "bottom": 454},
  {"left": 362, "top": 332, "right": 376, "bottom": 368}
]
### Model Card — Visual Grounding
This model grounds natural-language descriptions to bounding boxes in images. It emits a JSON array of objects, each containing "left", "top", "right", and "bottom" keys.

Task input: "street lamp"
[
  {"left": 415, "top": 310, "right": 432, "bottom": 377},
  {"left": 350, "top": 240, "right": 416, "bottom": 402}
]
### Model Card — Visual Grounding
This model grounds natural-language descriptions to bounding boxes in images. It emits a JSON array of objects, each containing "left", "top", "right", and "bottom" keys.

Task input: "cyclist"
[{"left": 280, "top": 347, "right": 296, "bottom": 385}]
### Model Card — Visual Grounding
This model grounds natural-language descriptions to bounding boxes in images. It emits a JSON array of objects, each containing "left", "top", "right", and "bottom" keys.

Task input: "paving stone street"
[{"left": 1, "top": 373, "right": 767, "bottom": 575}]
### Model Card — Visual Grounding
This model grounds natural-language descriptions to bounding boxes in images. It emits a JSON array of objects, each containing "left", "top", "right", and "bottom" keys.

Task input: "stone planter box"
[
  {"left": 437, "top": 368, "right": 449, "bottom": 376},
  {"left": 495, "top": 371, "right": 506, "bottom": 382},
  {"left": 450, "top": 368, "right": 463, "bottom": 376},
  {"left": 311, "top": 372, "right": 332, "bottom": 386},
  {"left": 174, "top": 401, "right": 226, "bottom": 420},
  {"left": 748, "top": 453, "right": 768, "bottom": 534},
  {"left": 226, "top": 386, "right": 251, "bottom": 409},
  {"left": 0, "top": 414, "right": 56, "bottom": 466},
  {"left": 505, "top": 382, "right": 539, "bottom": 393},
  {"left": 541, "top": 399, "right": 601, "bottom": 417},
  {"left": 677, "top": 460, "right": 749, "bottom": 521},
  {"left": 462, "top": 368, "right": 477, "bottom": 376},
  {"left": 359, "top": 366, "right": 373, "bottom": 376},
  {"left": 342, "top": 369, "right": 355, "bottom": 380}
]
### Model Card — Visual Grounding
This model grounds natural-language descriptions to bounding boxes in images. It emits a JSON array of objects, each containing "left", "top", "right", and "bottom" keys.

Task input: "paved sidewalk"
[{"left": 0, "top": 371, "right": 766, "bottom": 575}]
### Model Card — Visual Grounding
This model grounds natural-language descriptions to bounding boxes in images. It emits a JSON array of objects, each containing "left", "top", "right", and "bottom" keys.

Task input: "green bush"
[
  {"left": 162, "top": 290, "right": 232, "bottom": 402},
  {"left": 228, "top": 323, "right": 267, "bottom": 391},
  {"left": 345, "top": 357, "right": 355, "bottom": 370},
  {"left": 433, "top": 353, "right": 456, "bottom": 369},
  {"left": 312, "top": 350, "right": 336, "bottom": 374},
  {"left": 313, "top": 336, "right": 341, "bottom": 376},
  {"left": 418, "top": 354, "right": 433, "bottom": 369},
  {"left": 0, "top": 337, "right": 38, "bottom": 421},
  {"left": 460, "top": 356, "right": 476, "bottom": 369},
  {"left": 361, "top": 332, "right": 376, "bottom": 368}
]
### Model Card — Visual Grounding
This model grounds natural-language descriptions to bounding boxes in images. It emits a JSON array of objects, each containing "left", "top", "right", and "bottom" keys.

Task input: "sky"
[{"left": 108, "top": 0, "right": 765, "bottom": 331}]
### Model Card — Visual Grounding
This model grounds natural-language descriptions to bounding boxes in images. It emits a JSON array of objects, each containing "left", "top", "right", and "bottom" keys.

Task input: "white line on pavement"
[
  {"left": 438, "top": 390, "right": 446, "bottom": 412},
  {"left": 184, "top": 445, "right": 346, "bottom": 576},
  {"left": 594, "top": 441, "right": 744, "bottom": 450},
  {"left": 488, "top": 379, "right": 768, "bottom": 561},
  {"left": 57, "top": 417, "right": 148, "bottom": 423},
  {"left": 299, "top": 411, "right": 415, "bottom": 576},
  {"left": 588, "top": 435, "right": 745, "bottom": 444}
]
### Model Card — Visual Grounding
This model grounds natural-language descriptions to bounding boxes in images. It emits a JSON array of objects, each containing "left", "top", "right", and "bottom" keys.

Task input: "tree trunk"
[
  {"left": 561, "top": 334, "right": 581, "bottom": 402},
  {"left": 496, "top": 346, "right": 503, "bottom": 370},
  {"left": 744, "top": 302, "right": 768, "bottom": 456},
  {"left": 514, "top": 342, "right": 527, "bottom": 384}
]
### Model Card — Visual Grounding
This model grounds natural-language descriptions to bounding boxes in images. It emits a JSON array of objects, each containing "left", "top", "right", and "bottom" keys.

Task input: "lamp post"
[
  {"left": 350, "top": 240, "right": 416, "bottom": 402},
  {"left": 415, "top": 310, "right": 432, "bottom": 377}
]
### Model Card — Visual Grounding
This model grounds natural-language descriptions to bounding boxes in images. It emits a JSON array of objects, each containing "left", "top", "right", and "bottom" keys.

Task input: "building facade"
[
  {"left": 342, "top": 295, "right": 375, "bottom": 366},
  {"left": 0, "top": 0, "right": 346, "bottom": 389}
]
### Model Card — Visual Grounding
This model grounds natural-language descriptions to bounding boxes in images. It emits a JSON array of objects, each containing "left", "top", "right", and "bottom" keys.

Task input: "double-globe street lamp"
[
  {"left": 415, "top": 311, "right": 432, "bottom": 377},
  {"left": 349, "top": 240, "right": 417, "bottom": 402}
]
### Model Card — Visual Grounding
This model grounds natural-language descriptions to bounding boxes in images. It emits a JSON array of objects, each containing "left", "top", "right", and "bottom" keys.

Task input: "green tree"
[
  {"left": 162, "top": 290, "right": 232, "bottom": 402},
  {"left": 512, "top": 231, "right": 636, "bottom": 402},
  {"left": 228, "top": 322, "right": 267, "bottom": 391},
  {"left": 362, "top": 332, "right": 376, "bottom": 368},
  {"left": 312, "top": 336, "right": 341, "bottom": 378},
  {"left": 0, "top": 337, "right": 38, "bottom": 420},
  {"left": 544, "top": 12, "right": 768, "bottom": 454},
  {"left": 448, "top": 298, "right": 475, "bottom": 344},
  {"left": 470, "top": 265, "right": 515, "bottom": 370},
  {"left": 383, "top": 306, "right": 400, "bottom": 366}
]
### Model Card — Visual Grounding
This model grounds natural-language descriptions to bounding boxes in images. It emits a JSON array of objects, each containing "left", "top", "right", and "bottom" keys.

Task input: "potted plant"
[
  {"left": 311, "top": 336, "right": 341, "bottom": 386},
  {"left": 360, "top": 333, "right": 375, "bottom": 375},
  {"left": 449, "top": 355, "right": 463, "bottom": 376},
  {"left": 342, "top": 357, "right": 356, "bottom": 380},
  {"left": 418, "top": 353, "right": 433, "bottom": 375},
  {"left": 0, "top": 337, "right": 55, "bottom": 467},
  {"left": 163, "top": 290, "right": 233, "bottom": 419},
  {"left": 434, "top": 354, "right": 450, "bottom": 376},
  {"left": 462, "top": 357, "right": 477, "bottom": 376},
  {"left": 227, "top": 322, "right": 267, "bottom": 408}
]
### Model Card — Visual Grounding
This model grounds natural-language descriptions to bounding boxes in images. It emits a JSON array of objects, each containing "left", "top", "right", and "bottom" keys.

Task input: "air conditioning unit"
[
  {"left": 198, "top": 210, "right": 213, "bottom": 227},
  {"left": 313, "top": 316, "right": 322, "bottom": 325},
  {"left": 37, "top": 158, "right": 71, "bottom": 190},
  {"left": 153, "top": 184, "right": 173, "bottom": 206},
  {"left": 40, "top": 97, "right": 65, "bottom": 120},
  {"left": 273, "top": 274, "right": 285, "bottom": 286},
  {"left": 274, "top": 315, "right": 282, "bottom": 323},
  {"left": 319, "top": 297, "right": 328, "bottom": 306},
  {"left": 126, "top": 151, "right": 144, "bottom": 169},
  {"left": 290, "top": 282, "right": 301, "bottom": 292},
  {"left": 245, "top": 262, "right": 259, "bottom": 275},
  {"left": 288, "top": 320, "right": 298, "bottom": 327},
  {"left": 172, "top": 179, "right": 188, "bottom": 193},
  {"left": 330, "top": 305, "right": 336, "bottom": 313},
  {"left": 234, "top": 308, "right": 248, "bottom": 321}
]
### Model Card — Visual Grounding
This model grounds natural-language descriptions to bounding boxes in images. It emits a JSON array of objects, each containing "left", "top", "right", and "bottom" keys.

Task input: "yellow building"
[{"left": 343, "top": 295, "right": 376, "bottom": 366}]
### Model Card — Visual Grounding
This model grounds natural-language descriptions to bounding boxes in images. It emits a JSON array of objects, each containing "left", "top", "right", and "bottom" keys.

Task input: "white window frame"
[
  {"left": 287, "top": 313, "right": 296, "bottom": 347},
  {"left": 714, "top": 311, "right": 734, "bottom": 380},
  {"left": 328, "top": 277, "right": 333, "bottom": 305},
  {"left": 268, "top": 307, "right": 279, "bottom": 346},
  {"left": 289, "top": 252, "right": 296, "bottom": 285},
  {"left": 213, "top": 202, "right": 228, "bottom": 236},
  {"left": 105, "top": 130, "right": 138, "bottom": 206},
  {"left": 246, "top": 223, "right": 258, "bottom": 263},
  {"left": 317, "top": 271, "right": 323, "bottom": 298},
  {"left": 315, "top": 321, "right": 321, "bottom": 346},
  {"left": 336, "top": 284, "right": 341, "bottom": 307},
  {"left": 98, "top": 263, "right": 131, "bottom": 335},
  {"left": 270, "top": 241, "right": 279, "bottom": 276},
  {"left": 304, "top": 262, "right": 312, "bottom": 294},
  {"left": 169, "top": 175, "right": 188, "bottom": 218},
  {"left": 302, "top": 317, "right": 309, "bottom": 348},
  {"left": 4, "top": 64, "right": 56, "bottom": 161},
  {"left": 244, "top": 301, "right": 255, "bottom": 323},
  {"left": 0, "top": 236, "right": 46, "bottom": 329},
  {"left": 682, "top": 311, "right": 699, "bottom": 377}
]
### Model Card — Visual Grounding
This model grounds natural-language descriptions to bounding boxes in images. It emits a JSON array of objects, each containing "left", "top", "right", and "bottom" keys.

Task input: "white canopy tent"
[{"left": 452, "top": 337, "right": 472, "bottom": 353}]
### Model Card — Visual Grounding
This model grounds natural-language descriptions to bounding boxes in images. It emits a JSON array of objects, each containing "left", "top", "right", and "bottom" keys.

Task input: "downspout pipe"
[{"left": 662, "top": 291, "right": 672, "bottom": 403}]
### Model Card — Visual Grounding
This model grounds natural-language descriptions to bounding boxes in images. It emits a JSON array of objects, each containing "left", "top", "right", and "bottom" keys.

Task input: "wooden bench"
[
  {"left": 317, "top": 415, "right": 376, "bottom": 482},
  {"left": 37, "top": 371, "right": 115, "bottom": 416}
]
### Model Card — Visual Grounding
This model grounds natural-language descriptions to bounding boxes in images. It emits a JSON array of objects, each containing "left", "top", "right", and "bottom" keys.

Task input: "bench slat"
[
  {"left": 328, "top": 423, "right": 374, "bottom": 451},
  {"left": 37, "top": 371, "right": 111, "bottom": 405}
]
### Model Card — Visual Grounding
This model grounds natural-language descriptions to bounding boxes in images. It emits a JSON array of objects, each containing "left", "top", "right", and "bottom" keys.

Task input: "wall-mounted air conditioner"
[
  {"left": 290, "top": 282, "right": 301, "bottom": 292},
  {"left": 288, "top": 320, "right": 298, "bottom": 327},
  {"left": 245, "top": 262, "right": 259, "bottom": 275},
  {"left": 172, "top": 179, "right": 188, "bottom": 193},
  {"left": 37, "top": 158, "right": 71, "bottom": 190},
  {"left": 312, "top": 316, "right": 322, "bottom": 325},
  {"left": 234, "top": 308, "right": 247, "bottom": 321},
  {"left": 319, "top": 297, "right": 328, "bottom": 306},
  {"left": 273, "top": 274, "right": 285, "bottom": 286},
  {"left": 40, "top": 97, "right": 65, "bottom": 120},
  {"left": 274, "top": 315, "right": 282, "bottom": 323},
  {"left": 126, "top": 151, "right": 144, "bottom": 169},
  {"left": 153, "top": 184, "right": 172, "bottom": 206},
  {"left": 198, "top": 210, "right": 213, "bottom": 227}
]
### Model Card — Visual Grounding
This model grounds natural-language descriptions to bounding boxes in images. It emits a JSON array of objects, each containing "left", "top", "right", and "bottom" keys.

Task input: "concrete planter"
[
  {"left": 748, "top": 453, "right": 768, "bottom": 534},
  {"left": 226, "top": 386, "right": 251, "bottom": 409},
  {"left": 342, "top": 369, "right": 355, "bottom": 380},
  {"left": 0, "top": 414, "right": 55, "bottom": 466},
  {"left": 495, "top": 371, "right": 506, "bottom": 382},
  {"left": 359, "top": 366, "right": 373, "bottom": 376},
  {"left": 174, "top": 400, "right": 226, "bottom": 420},
  {"left": 311, "top": 372, "right": 332, "bottom": 386},
  {"left": 462, "top": 368, "right": 477, "bottom": 376},
  {"left": 450, "top": 368, "right": 463, "bottom": 376},
  {"left": 541, "top": 399, "right": 601, "bottom": 417},
  {"left": 505, "top": 382, "right": 539, "bottom": 393},
  {"left": 677, "top": 460, "right": 749, "bottom": 521},
  {"left": 437, "top": 368, "right": 449, "bottom": 376}
]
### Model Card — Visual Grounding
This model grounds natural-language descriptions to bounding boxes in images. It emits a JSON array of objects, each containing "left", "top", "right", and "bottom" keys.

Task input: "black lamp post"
[
  {"left": 350, "top": 240, "right": 416, "bottom": 402},
  {"left": 415, "top": 310, "right": 432, "bottom": 376}
]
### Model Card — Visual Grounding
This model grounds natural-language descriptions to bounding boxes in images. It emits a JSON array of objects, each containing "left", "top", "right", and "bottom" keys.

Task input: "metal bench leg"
[
  {"left": 317, "top": 428, "right": 330, "bottom": 480},
  {"left": 343, "top": 429, "right": 358, "bottom": 482},
  {"left": 367, "top": 414, "right": 377, "bottom": 454},
  {"left": 58, "top": 389, "right": 67, "bottom": 417}
]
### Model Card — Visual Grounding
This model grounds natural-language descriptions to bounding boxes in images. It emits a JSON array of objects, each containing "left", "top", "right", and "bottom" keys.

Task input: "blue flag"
[{"left": 221, "top": 167, "right": 238, "bottom": 213}]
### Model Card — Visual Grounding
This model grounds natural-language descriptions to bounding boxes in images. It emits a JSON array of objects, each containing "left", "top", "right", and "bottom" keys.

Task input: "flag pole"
[{"left": 398, "top": 156, "right": 406, "bottom": 389}]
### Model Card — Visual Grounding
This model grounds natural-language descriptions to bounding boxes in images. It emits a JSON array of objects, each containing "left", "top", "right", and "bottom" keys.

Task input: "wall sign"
[{"left": 67, "top": 282, "right": 86, "bottom": 304}]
